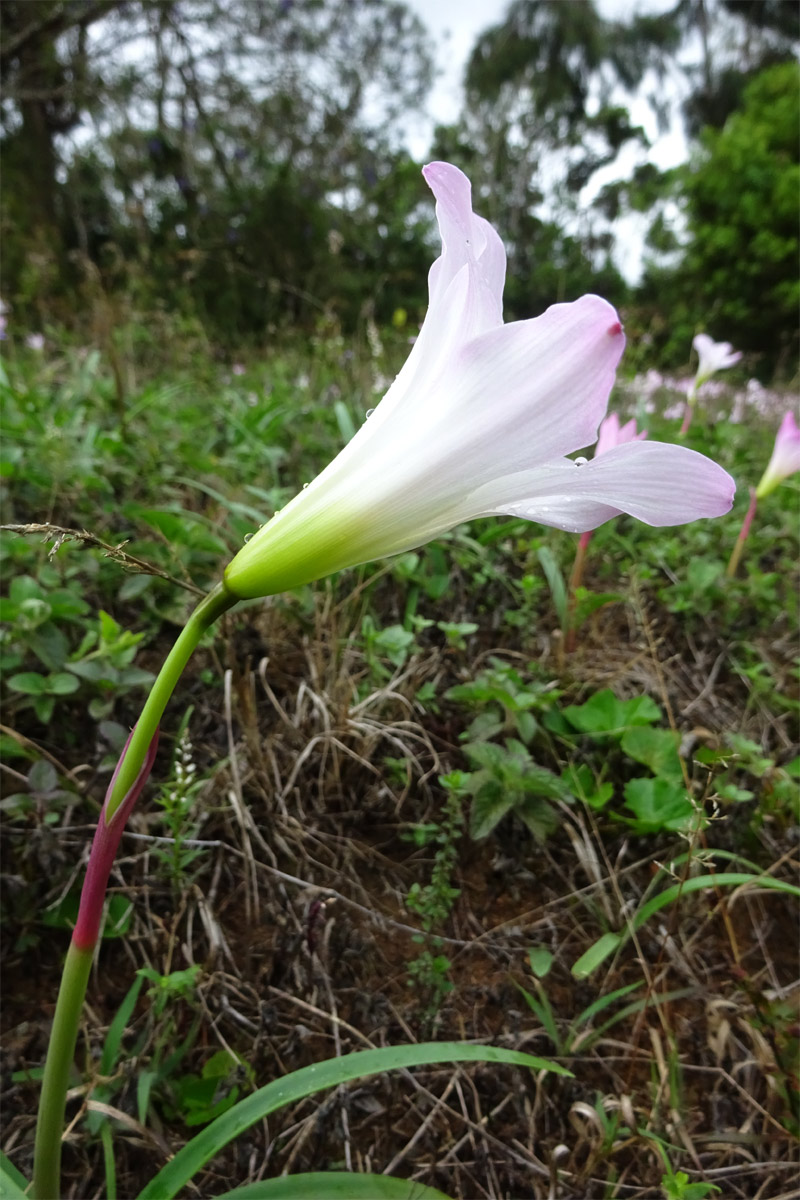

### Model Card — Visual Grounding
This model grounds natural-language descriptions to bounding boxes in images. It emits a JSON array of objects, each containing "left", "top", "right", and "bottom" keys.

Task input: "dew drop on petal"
[
  {"left": 302, "top": 482, "right": 309, "bottom": 489},
  {"left": 575, "top": 456, "right": 588, "bottom": 466},
  {"left": 243, "top": 533, "right": 253, "bottom": 543},
  {"left": 365, "top": 408, "right": 375, "bottom": 419}
]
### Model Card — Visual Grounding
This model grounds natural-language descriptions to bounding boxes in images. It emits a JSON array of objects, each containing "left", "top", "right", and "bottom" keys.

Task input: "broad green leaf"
[
  {"left": 7, "top": 671, "right": 48, "bottom": 695},
  {"left": 621, "top": 726, "right": 683, "bottom": 781},
  {"left": 563, "top": 689, "right": 661, "bottom": 736},
  {"left": 213, "top": 1173, "right": 452, "bottom": 1200},
  {"left": 469, "top": 780, "right": 515, "bottom": 838},
  {"left": 136, "top": 1043, "right": 571, "bottom": 1200},
  {"left": 515, "top": 795, "right": 559, "bottom": 841},
  {"left": 561, "top": 763, "right": 614, "bottom": 811},
  {"left": 48, "top": 672, "right": 81, "bottom": 695},
  {"left": 622, "top": 778, "right": 698, "bottom": 834},
  {"left": 9, "top": 575, "right": 42, "bottom": 605}
]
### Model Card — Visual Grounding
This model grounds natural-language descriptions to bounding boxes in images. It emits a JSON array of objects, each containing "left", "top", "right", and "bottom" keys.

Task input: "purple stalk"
[{"left": 72, "top": 727, "right": 160, "bottom": 952}]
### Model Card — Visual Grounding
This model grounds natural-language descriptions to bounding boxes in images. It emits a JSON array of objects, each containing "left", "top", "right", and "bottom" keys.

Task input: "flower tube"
[
  {"left": 224, "top": 163, "right": 734, "bottom": 602},
  {"left": 755, "top": 411, "right": 800, "bottom": 499}
]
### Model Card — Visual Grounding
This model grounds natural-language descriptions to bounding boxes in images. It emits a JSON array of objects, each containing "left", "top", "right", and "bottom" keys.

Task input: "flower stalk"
[
  {"left": 725, "top": 486, "right": 758, "bottom": 578},
  {"left": 32, "top": 583, "right": 238, "bottom": 1200}
]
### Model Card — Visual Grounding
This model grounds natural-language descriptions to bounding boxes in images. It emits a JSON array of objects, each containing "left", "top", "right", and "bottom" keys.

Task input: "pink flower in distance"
[
  {"left": 594, "top": 412, "right": 647, "bottom": 458},
  {"left": 224, "top": 163, "right": 735, "bottom": 600},
  {"left": 692, "top": 333, "right": 742, "bottom": 388},
  {"left": 756, "top": 412, "right": 800, "bottom": 499}
]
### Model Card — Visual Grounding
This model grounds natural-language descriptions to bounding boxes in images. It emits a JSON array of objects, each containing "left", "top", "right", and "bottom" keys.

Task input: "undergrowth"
[{"left": 1, "top": 334, "right": 798, "bottom": 1198}]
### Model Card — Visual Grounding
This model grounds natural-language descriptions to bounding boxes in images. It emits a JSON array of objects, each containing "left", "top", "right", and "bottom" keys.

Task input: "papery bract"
[
  {"left": 224, "top": 163, "right": 735, "bottom": 601},
  {"left": 756, "top": 411, "right": 800, "bottom": 499}
]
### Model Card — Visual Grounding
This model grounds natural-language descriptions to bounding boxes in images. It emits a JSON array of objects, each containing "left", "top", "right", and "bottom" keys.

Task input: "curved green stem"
[
  {"left": 106, "top": 583, "right": 237, "bottom": 821},
  {"left": 32, "top": 582, "right": 238, "bottom": 1199}
]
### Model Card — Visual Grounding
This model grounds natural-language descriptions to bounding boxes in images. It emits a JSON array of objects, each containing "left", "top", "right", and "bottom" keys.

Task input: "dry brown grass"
[{"left": 2, "top": 583, "right": 798, "bottom": 1199}]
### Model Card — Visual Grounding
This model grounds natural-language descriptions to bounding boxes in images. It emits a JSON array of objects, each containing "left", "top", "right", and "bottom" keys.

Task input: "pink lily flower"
[
  {"left": 224, "top": 163, "right": 735, "bottom": 601},
  {"left": 681, "top": 333, "right": 743, "bottom": 434},
  {"left": 692, "top": 333, "right": 743, "bottom": 387},
  {"left": 594, "top": 412, "right": 648, "bottom": 458},
  {"left": 756, "top": 411, "right": 800, "bottom": 499}
]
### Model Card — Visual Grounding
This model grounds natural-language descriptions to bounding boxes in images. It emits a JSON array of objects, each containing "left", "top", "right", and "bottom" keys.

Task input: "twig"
[{"left": 0, "top": 523, "right": 205, "bottom": 596}]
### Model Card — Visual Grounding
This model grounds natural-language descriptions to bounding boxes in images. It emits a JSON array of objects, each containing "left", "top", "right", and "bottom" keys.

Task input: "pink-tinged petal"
[
  {"left": 756, "top": 410, "right": 800, "bottom": 498},
  {"left": 477, "top": 441, "right": 735, "bottom": 533},
  {"left": 369, "top": 164, "right": 506, "bottom": 429},
  {"left": 595, "top": 412, "right": 647, "bottom": 457},
  {"left": 422, "top": 161, "right": 506, "bottom": 328}
]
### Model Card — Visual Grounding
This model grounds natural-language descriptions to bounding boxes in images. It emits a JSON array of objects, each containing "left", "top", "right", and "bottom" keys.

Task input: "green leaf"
[
  {"left": 622, "top": 778, "right": 698, "bottom": 834},
  {"left": 0, "top": 1152, "right": 29, "bottom": 1192},
  {"left": 85, "top": 976, "right": 147, "bottom": 1135},
  {"left": 27, "top": 623, "right": 70, "bottom": 671},
  {"left": 572, "top": 932, "right": 622, "bottom": 979},
  {"left": 28, "top": 760, "right": 58, "bottom": 793},
  {"left": 572, "top": 589, "right": 624, "bottom": 626},
  {"left": 561, "top": 763, "right": 614, "bottom": 811},
  {"left": 528, "top": 947, "right": 553, "bottom": 979},
  {"left": 621, "top": 726, "right": 683, "bottom": 780},
  {"left": 515, "top": 794, "right": 559, "bottom": 841},
  {"left": 212, "top": 1174, "right": 452, "bottom": 1200},
  {"left": 536, "top": 546, "right": 567, "bottom": 628},
  {"left": 7, "top": 671, "right": 48, "bottom": 695},
  {"left": 563, "top": 689, "right": 661, "bottom": 736},
  {"left": 136, "top": 1043, "right": 571, "bottom": 1200},
  {"left": 573, "top": 873, "right": 800, "bottom": 978},
  {"left": 0, "top": 1161, "right": 29, "bottom": 1198},
  {"left": 9, "top": 575, "right": 43, "bottom": 605},
  {"left": 48, "top": 672, "right": 81, "bottom": 695},
  {"left": 33, "top": 695, "right": 55, "bottom": 724},
  {"left": 469, "top": 780, "right": 515, "bottom": 838},
  {"left": 333, "top": 400, "right": 357, "bottom": 443}
]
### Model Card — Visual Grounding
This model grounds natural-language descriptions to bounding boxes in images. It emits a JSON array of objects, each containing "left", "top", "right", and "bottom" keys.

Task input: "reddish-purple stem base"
[{"left": 72, "top": 727, "right": 160, "bottom": 951}]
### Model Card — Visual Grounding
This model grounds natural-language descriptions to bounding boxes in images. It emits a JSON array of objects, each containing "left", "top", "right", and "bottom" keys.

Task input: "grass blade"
[{"left": 136, "top": 1043, "right": 571, "bottom": 1200}]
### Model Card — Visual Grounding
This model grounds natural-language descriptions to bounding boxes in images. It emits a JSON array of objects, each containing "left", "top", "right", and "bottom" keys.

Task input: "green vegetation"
[
  {"left": 1, "top": 1, "right": 798, "bottom": 1197},
  {"left": 1, "top": 332, "right": 797, "bottom": 1195}
]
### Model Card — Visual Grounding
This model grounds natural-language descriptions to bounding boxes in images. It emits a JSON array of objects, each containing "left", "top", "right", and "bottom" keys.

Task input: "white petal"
[{"left": 471, "top": 441, "right": 735, "bottom": 532}]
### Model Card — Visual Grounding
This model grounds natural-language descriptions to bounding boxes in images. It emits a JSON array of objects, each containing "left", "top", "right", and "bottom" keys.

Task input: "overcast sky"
[{"left": 401, "top": 0, "right": 689, "bottom": 280}]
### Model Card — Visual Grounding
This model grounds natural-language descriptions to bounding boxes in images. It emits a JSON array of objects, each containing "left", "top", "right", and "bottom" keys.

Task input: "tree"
[
  {"left": 639, "top": 61, "right": 799, "bottom": 376},
  {"left": 0, "top": 0, "right": 435, "bottom": 336}
]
